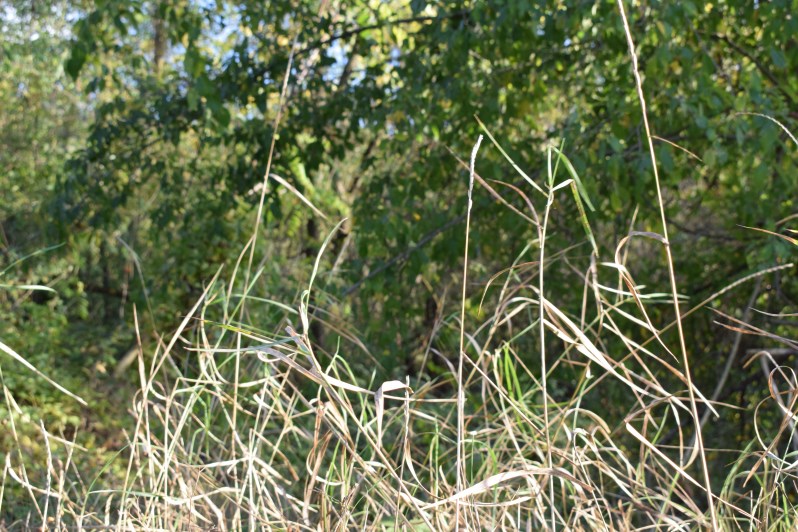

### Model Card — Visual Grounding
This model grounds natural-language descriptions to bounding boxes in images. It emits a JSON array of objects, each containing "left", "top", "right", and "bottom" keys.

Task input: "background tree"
[{"left": 61, "top": 0, "right": 797, "bottom": 366}]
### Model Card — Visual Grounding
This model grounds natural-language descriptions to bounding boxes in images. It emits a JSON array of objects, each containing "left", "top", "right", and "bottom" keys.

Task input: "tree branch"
[
  {"left": 294, "top": 10, "right": 470, "bottom": 58},
  {"left": 708, "top": 32, "right": 798, "bottom": 105}
]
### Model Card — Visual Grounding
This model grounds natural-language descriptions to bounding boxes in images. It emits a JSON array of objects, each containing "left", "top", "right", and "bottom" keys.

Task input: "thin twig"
[{"left": 694, "top": 279, "right": 762, "bottom": 443}]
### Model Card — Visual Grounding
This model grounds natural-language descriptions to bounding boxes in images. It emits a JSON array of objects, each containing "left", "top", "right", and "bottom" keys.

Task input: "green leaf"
[
  {"left": 212, "top": 105, "right": 231, "bottom": 128},
  {"left": 187, "top": 88, "right": 199, "bottom": 111},
  {"left": 769, "top": 48, "right": 787, "bottom": 70},
  {"left": 65, "top": 43, "right": 87, "bottom": 80},
  {"left": 550, "top": 146, "right": 595, "bottom": 212}
]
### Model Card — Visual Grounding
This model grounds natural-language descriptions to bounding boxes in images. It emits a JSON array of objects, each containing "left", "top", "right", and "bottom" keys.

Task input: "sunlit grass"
[{"left": 2, "top": 146, "right": 795, "bottom": 529}]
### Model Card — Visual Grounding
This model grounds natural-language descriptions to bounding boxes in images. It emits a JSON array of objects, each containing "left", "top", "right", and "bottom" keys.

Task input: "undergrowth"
[
  {"left": 3, "top": 136, "right": 797, "bottom": 530},
  {"left": 2, "top": 7, "right": 798, "bottom": 530}
]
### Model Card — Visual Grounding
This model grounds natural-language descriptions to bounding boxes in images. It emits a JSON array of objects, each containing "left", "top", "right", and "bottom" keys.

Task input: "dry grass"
[
  {"left": 2, "top": 213, "right": 796, "bottom": 530},
  {"left": 3, "top": 133, "right": 797, "bottom": 528}
]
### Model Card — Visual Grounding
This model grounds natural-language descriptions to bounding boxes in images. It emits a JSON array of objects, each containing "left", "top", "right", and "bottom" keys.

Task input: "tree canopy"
[{"left": 57, "top": 0, "right": 797, "bottom": 362}]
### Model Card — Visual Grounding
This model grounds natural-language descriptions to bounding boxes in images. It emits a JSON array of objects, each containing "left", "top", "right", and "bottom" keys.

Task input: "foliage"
[
  {"left": 1, "top": 0, "right": 798, "bottom": 527},
  {"left": 56, "top": 0, "right": 798, "bottom": 361}
]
